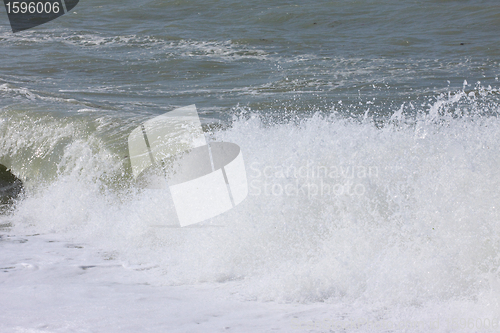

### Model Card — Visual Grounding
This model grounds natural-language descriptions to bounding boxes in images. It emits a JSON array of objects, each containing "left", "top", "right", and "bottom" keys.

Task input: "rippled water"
[{"left": 1, "top": 0, "right": 500, "bottom": 331}]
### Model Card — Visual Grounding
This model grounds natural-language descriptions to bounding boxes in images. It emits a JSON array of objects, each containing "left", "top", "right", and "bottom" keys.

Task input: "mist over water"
[{"left": 1, "top": 89, "right": 499, "bottom": 319}]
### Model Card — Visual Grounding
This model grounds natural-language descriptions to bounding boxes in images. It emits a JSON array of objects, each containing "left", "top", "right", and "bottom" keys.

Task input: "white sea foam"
[
  {"left": 1, "top": 91, "right": 499, "bottom": 328},
  {"left": 3, "top": 91, "right": 500, "bottom": 331},
  {"left": 1, "top": 0, "right": 499, "bottom": 329}
]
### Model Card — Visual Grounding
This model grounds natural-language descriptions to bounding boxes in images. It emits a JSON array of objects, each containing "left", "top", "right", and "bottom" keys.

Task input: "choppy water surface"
[{"left": 1, "top": 0, "right": 500, "bottom": 331}]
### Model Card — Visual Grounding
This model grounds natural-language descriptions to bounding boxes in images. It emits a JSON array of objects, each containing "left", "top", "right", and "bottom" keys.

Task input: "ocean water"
[{"left": 1, "top": 0, "right": 500, "bottom": 332}]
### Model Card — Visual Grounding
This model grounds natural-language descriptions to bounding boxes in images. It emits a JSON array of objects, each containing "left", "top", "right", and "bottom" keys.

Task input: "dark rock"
[{"left": 0, "top": 164, "right": 23, "bottom": 206}]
